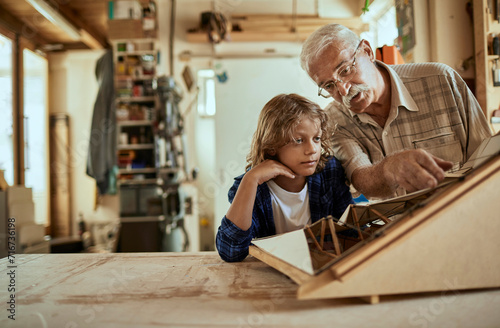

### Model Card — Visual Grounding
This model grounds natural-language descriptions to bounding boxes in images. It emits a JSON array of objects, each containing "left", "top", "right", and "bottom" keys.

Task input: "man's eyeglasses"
[{"left": 317, "top": 40, "right": 363, "bottom": 98}]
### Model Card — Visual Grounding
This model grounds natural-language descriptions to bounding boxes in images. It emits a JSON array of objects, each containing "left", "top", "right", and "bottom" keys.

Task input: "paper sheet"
[{"left": 252, "top": 229, "right": 314, "bottom": 275}]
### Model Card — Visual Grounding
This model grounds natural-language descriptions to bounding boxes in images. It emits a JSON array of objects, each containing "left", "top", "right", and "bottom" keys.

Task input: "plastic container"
[{"left": 493, "top": 35, "right": 500, "bottom": 56}]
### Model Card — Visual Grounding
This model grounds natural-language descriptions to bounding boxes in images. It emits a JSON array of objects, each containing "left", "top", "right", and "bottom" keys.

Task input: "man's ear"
[{"left": 361, "top": 39, "right": 375, "bottom": 62}]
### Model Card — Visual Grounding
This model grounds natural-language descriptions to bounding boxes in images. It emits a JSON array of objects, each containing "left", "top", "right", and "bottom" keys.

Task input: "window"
[
  {"left": 197, "top": 69, "right": 216, "bottom": 117},
  {"left": 361, "top": 0, "right": 399, "bottom": 49},
  {"left": 0, "top": 33, "right": 14, "bottom": 185},
  {"left": 0, "top": 29, "right": 49, "bottom": 226},
  {"left": 23, "top": 49, "right": 49, "bottom": 225}
]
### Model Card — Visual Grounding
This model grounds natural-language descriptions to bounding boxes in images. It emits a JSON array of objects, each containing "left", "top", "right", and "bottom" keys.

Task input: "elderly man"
[{"left": 300, "top": 24, "right": 492, "bottom": 200}]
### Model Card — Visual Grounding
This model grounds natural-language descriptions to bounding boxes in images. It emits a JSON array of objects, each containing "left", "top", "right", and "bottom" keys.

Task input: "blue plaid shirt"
[{"left": 216, "top": 157, "right": 354, "bottom": 262}]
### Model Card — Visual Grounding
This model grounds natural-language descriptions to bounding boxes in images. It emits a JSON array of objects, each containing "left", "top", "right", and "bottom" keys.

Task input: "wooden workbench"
[{"left": 1, "top": 252, "right": 499, "bottom": 327}]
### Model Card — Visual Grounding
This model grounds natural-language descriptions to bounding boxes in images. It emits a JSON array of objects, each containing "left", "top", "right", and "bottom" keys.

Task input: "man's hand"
[
  {"left": 352, "top": 149, "right": 454, "bottom": 198},
  {"left": 382, "top": 149, "right": 454, "bottom": 193}
]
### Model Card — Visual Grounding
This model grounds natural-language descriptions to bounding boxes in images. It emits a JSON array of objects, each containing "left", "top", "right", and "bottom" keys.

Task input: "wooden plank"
[
  {"left": 1, "top": 252, "right": 500, "bottom": 325},
  {"left": 249, "top": 245, "right": 313, "bottom": 285},
  {"left": 186, "top": 15, "right": 369, "bottom": 43},
  {"left": 359, "top": 295, "right": 380, "bottom": 304},
  {"left": 298, "top": 155, "right": 500, "bottom": 300},
  {"left": 56, "top": 2, "right": 109, "bottom": 48},
  {"left": 232, "top": 14, "right": 365, "bottom": 26},
  {"left": 186, "top": 30, "right": 313, "bottom": 43},
  {"left": 0, "top": 3, "right": 48, "bottom": 46}
]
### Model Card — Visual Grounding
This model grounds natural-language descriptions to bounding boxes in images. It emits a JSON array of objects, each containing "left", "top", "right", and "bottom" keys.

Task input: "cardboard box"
[
  {"left": 7, "top": 185, "right": 32, "bottom": 205},
  {"left": 19, "top": 223, "right": 46, "bottom": 246},
  {"left": 9, "top": 201, "right": 35, "bottom": 225},
  {"left": 108, "top": 19, "right": 144, "bottom": 39},
  {"left": 6, "top": 186, "right": 35, "bottom": 226}
]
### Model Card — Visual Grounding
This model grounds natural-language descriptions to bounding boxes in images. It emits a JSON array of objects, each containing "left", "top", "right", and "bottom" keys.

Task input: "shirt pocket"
[{"left": 412, "top": 132, "right": 463, "bottom": 166}]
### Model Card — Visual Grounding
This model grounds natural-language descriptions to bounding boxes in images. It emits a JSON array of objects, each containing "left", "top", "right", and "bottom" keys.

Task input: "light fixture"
[{"left": 25, "top": 0, "right": 81, "bottom": 41}]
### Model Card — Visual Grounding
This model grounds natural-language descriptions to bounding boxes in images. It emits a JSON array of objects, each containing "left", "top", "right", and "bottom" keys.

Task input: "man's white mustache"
[{"left": 342, "top": 84, "right": 370, "bottom": 108}]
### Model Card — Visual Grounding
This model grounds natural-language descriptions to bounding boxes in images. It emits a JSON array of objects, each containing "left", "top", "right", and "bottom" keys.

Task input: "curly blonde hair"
[{"left": 246, "top": 93, "right": 334, "bottom": 173}]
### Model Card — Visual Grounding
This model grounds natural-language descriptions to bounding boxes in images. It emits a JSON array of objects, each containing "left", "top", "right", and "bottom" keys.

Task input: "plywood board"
[
  {"left": 298, "top": 155, "right": 500, "bottom": 299},
  {"left": 250, "top": 141, "right": 500, "bottom": 301}
]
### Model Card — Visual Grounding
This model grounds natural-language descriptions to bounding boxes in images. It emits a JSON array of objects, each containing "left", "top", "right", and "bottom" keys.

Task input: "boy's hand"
[{"left": 245, "top": 159, "right": 296, "bottom": 185}]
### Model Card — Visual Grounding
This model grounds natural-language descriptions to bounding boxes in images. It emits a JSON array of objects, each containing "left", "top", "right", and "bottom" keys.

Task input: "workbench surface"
[{"left": 1, "top": 252, "right": 499, "bottom": 327}]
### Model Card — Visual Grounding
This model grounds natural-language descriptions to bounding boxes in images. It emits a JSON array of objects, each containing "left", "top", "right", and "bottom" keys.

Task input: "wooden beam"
[
  {"left": 13, "top": 34, "right": 24, "bottom": 185},
  {"left": 359, "top": 295, "right": 380, "bottom": 304},
  {"left": 80, "top": 29, "right": 104, "bottom": 50},
  {"left": 187, "top": 31, "right": 318, "bottom": 43},
  {"left": 473, "top": 0, "right": 488, "bottom": 115},
  {"left": 53, "top": 2, "right": 109, "bottom": 49},
  {"left": 0, "top": 3, "right": 48, "bottom": 47}
]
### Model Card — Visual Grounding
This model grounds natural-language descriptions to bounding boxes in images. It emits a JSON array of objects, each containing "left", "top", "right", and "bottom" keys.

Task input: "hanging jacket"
[{"left": 86, "top": 50, "right": 116, "bottom": 194}]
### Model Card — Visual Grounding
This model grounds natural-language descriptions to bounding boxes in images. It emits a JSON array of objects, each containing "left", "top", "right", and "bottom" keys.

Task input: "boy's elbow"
[
  {"left": 216, "top": 240, "right": 248, "bottom": 262},
  {"left": 219, "top": 253, "right": 247, "bottom": 262}
]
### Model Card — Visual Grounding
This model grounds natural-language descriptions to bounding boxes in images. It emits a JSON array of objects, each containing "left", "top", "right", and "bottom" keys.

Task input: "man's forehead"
[{"left": 310, "top": 44, "right": 352, "bottom": 81}]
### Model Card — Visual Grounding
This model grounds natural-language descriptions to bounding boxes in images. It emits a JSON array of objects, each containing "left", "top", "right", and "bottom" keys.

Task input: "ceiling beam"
[
  {"left": 55, "top": 2, "right": 109, "bottom": 49},
  {"left": 0, "top": 3, "right": 49, "bottom": 47},
  {"left": 23, "top": 0, "right": 108, "bottom": 50}
]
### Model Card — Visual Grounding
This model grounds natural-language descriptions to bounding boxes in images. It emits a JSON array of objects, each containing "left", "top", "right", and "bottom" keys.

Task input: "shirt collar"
[{"left": 377, "top": 60, "right": 419, "bottom": 113}]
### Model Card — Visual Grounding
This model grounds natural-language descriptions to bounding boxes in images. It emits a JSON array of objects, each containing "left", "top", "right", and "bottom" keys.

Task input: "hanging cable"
[{"left": 169, "top": 0, "right": 176, "bottom": 76}]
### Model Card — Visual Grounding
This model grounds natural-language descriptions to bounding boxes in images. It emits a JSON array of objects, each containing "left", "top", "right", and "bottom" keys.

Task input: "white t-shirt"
[{"left": 266, "top": 180, "right": 311, "bottom": 235}]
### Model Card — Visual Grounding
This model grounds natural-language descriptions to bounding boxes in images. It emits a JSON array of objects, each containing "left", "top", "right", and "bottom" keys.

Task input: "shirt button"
[{"left": 383, "top": 131, "right": 388, "bottom": 136}]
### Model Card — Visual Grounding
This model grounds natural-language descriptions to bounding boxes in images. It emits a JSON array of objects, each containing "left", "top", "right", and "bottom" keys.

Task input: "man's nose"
[{"left": 336, "top": 82, "right": 350, "bottom": 97}]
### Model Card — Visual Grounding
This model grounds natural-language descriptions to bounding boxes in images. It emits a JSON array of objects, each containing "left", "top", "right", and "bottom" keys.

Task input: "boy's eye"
[
  {"left": 294, "top": 138, "right": 303, "bottom": 144},
  {"left": 314, "top": 136, "right": 321, "bottom": 142}
]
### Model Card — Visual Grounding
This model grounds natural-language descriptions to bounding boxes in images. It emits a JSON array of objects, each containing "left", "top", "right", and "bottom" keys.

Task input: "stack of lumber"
[{"left": 186, "top": 14, "right": 369, "bottom": 43}]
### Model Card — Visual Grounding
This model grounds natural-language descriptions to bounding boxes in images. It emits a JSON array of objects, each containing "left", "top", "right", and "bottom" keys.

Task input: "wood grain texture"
[{"left": 1, "top": 252, "right": 500, "bottom": 327}]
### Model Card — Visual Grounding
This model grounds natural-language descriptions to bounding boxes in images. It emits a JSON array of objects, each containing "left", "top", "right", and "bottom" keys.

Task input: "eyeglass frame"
[{"left": 317, "top": 40, "right": 364, "bottom": 98}]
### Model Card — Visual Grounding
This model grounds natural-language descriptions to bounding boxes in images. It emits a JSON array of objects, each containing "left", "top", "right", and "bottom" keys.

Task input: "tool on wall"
[{"left": 199, "top": 11, "right": 232, "bottom": 44}]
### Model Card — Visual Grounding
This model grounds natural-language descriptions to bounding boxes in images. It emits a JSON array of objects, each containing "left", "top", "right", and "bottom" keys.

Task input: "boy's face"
[{"left": 275, "top": 117, "right": 322, "bottom": 178}]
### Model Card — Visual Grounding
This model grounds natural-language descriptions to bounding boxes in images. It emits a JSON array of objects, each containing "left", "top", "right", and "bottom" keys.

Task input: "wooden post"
[
  {"left": 351, "top": 208, "right": 364, "bottom": 241},
  {"left": 320, "top": 220, "right": 326, "bottom": 248},
  {"left": 369, "top": 208, "right": 391, "bottom": 224},
  {"left": 327, "top": 217, "right": 342, "bottom": 256},
  {"left": 473, "top": 0, "right": 488, "bottom": 115}
]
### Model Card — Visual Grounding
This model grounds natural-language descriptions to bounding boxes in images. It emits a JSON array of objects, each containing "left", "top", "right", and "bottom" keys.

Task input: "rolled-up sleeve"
[{"left": 216, "top": 216, "right": 254, "bottom": 262}]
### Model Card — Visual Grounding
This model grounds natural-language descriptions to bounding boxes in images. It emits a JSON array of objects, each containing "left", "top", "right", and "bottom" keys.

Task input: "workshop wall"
[{"left": 47, "top": 0, "right": 477, "bottom": 247}]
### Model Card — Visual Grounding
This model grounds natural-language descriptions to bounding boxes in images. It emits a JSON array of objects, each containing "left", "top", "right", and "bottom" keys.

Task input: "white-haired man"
[{"left": 300, "top": 24, "right": 491, "bottom": 199}]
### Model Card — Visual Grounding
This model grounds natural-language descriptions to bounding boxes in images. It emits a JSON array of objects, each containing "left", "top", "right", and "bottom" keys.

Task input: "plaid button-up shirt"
[{"left": 330, "top": 61, "right": 492, "bottom": 198}]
